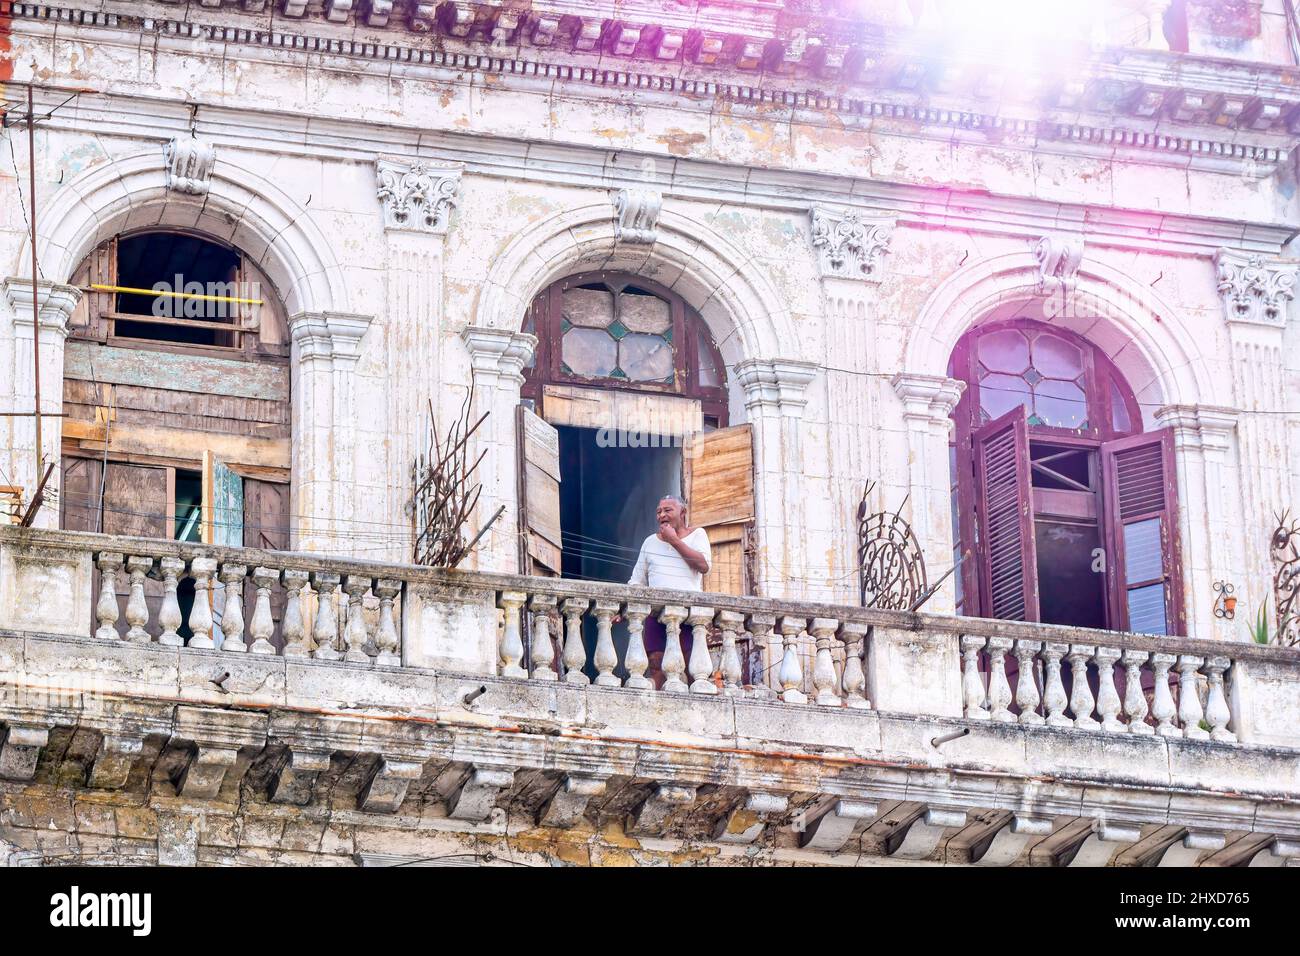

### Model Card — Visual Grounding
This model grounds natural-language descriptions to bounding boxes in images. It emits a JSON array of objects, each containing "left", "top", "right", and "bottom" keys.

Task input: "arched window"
[
  {"left": 522, "top": 271, "right": 728, "bottom": 426},
  {"left": 949, "top": 319, "right": 1184, "bottom": 635}
]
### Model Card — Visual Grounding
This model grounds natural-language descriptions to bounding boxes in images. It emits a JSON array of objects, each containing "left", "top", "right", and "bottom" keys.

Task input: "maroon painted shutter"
[
  {"left": 1101, "top": 428, "right": 1183, "bottom": 635},
  {"left": 973, "top": 407, "right": 1040, "bottom": 622}
]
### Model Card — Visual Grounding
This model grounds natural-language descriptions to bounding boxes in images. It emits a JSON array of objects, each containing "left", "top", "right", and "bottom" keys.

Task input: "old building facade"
[{"left": 0, "top": 0, "right": 1299, "bottom": 866}]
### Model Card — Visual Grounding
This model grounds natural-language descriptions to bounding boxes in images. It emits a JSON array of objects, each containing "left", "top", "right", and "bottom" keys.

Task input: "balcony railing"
[{"left": 1, "top": 525, "right": 1296, "bottom": 748}]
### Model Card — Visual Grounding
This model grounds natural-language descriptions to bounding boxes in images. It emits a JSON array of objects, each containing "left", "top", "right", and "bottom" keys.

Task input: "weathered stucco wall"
[{"left": 0, "top": 2, "right": 1296, "bottom": 644}]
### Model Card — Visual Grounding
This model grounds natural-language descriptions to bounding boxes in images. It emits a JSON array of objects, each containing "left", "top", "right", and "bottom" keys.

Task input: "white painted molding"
[
  {"left": 164, "top": 135, "right": 216, "bottom": 197},
  {"left": 376, "top": 158, "right": 463, "bottom": 235},
  {"left": 1154, "top": 404, "right": 1239, "bottom": 456},
  {"left": 1215, "top": 249, "right": 1297, "bottom": 328},
  {"left": 3, "top": 279, "right": 82, "bottom": 336},
  {"left": 735, "top": 358, "right": 818, "bottom": 419},
  {"left": 288, "top": 311, "right": 374, "bottom": 363},
  {"left": 460, "top": 326, "right": 537, "bottom": 382},
  {"left": 809, "top": 205, "right": 893, "bottom": 281},
  {"left": 891, "top": 373, "right": 966, "bottom": 426}
]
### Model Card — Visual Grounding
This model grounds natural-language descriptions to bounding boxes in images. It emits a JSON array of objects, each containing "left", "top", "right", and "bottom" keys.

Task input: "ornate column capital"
[
  {"left": 891, "top": 372, "right": 966, "bottom": 426},
  {"left": 460, "top": 326, "right": 537, "bottom": 383},
  {"left": 613, "top": 188, "right": 662, "bottom": 245},
  {"left": 4, "top": 278, "right": 82, "bottom": 338},
  {"left": 735, "top": 358, "right": 818, "bottom": 419},
  {"left": 1215, "top": 249, "right": 1296, "bottom": 329},
  {"left": 809, "top": 205, "right": 893, "bottom": 281},
  {"left": 376, "top": 158, "right": 463, "bottom": 235},
  {"left": 164, "top": 135, "right": 216, "bottom": 196},
  {"left": 1154, "top": 403, "right": 1239, "bottom": 456},
  {"left": 288, "top": 311, "right": 374, "bottom": 364}
]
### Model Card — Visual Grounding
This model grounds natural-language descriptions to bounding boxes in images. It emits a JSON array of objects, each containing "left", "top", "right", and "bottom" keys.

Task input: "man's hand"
[{"left": 657, "top": 521, "right": 680, "bottom": 545}]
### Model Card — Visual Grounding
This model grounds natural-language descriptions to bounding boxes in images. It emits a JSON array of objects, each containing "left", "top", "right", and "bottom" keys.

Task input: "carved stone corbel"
[
  {"left": 613, "top": 188, "right": 662, "bottom": 244},
  {"left": 164, "top": 136, "right": 216, "bottom": 197}
]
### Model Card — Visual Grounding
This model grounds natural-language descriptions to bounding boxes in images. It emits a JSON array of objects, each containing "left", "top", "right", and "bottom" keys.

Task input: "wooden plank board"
[
  {"left": 683, "top": 424, "right": 755, "bottom": 528},
  {"left": 102, "top": 462, "right": 168, "bottom": 538},
  {"left": 63, "top": 341, "right": 290, "bottom": 402},
  {"left": 59, "top": 456, "right": 103, "bottom": 532},
  {"left": 542, "top": 383, "right": 702, "bottom": 436},
  {"left": 63, "top": 419, "right": 289, "bottom": 469}
]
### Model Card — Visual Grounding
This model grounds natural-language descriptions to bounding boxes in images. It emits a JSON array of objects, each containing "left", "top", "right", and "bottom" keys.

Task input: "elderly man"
[{"left": 627, "top": 495, "right": 711, "bottom": 687}]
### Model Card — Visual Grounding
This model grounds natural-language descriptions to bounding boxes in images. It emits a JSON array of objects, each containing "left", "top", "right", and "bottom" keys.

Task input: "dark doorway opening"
[
  {"left": 556, "top": 425, "right": 683, "bottom": 681},
  {"left": 557, "top": 426, "right": 682, "bottom": 584}
]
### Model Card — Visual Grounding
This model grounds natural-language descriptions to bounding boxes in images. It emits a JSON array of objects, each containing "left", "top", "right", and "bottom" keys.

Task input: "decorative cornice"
[
  {"left": 9, "top": 3, "right": 1300, "bottom": 168},
  {"left": 613, "top": 188, "right": 661, "bottom": 245},
  {"left": 1034, "top": 235, "right": 1084, "bottom": 297},
  {"left": 891, "top": 373, "right": 966, "bottom": 427},
  {"left": 3, "top": 279, "right": 83, "bottom": 337},
  {"left": 734, "top": 358, "right": 818, "bottom": 419},
  {"left": 376, "top": 158, "right": 462, "bottom": 235},
  {"left": 1214, "top": 249, "right": 1297, "bottom": 329},
  {"left": 163, "top": 135, "right": 216, "bottom": 197},
  {"left": 810, "top": 206, "right": 893, "bottom": 282}
]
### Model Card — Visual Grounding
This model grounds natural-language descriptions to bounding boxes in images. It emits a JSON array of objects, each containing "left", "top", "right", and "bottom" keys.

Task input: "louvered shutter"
[
  {"left": 1101, "top": 428, "right": 1183, "bottom": 635},
  {"left": 973, "top": 407, "right": 1039, "bottom": 622}
]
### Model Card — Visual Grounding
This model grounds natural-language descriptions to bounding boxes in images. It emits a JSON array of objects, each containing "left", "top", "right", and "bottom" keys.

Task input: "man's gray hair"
[{"left": 659, "top": 494, "right": 688, "bottom": 509}]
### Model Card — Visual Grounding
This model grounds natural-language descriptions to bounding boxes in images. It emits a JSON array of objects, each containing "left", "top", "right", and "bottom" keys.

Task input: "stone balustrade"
[
  {"left": 2, "top": 526, "right": 1298, "bottom": 748},
  {"left": 958, "top": 635, "right": 1240, "bottom": 743}
]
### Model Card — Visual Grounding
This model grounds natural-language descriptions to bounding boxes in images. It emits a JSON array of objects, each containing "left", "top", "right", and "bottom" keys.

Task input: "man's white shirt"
[{"left": 627, "top": 527, "right": 711, "bottom": 591}]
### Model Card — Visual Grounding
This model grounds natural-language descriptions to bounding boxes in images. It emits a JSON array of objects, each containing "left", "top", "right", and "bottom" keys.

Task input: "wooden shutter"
[
  {"left": 87, "top": 237, "right": 117, "bottom": 340},
  {"left": 517, "top": 406, "right": 562, "bottom": 575},
  {"left": 973, "top": 407, "right": 1040, "bottom": 622},
  {"left": 683, "top": 424, "right": 755, "bottom": 595},
  {"left": 204, "top": 454, "right": 245, "bottom": 546},
  {"left": 60, "top": 455, "right": 104, "bottom": 532},
  {"left": 243, "top": 478, "right": 289, "bottom": 551},
  {"left": 1101, "top": 428, "right": 1183, "bottom": 635}
]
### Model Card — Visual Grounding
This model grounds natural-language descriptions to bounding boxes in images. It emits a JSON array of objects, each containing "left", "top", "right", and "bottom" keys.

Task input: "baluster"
[
  {"left": 498, "top": 590, "right": 527, "bottom": 678},
  {"left": 660, "top": 605, "right": 689, "bottom": 693},
  {"left": 1121, "top": 650, "right": 1152, "bottom": 734},
  {"left": 527, "top": 594, "right": 557, "bottom": 680},
  {"left": 986, "top": 637, "right": 1014, "bottom": 722},
  {"left": 562, "top": 598, "right": 591, "bottom": 685},
  {"left": 960, "top": 635, "right": 987, "bottom": 719},
  {"left": 373, "top": 578, "right": 402, "bottom": 667},
  {"left": 746, "top": 613, "right": 777, "bottom": 700},
  {"left": 1150, "top": 652, "right": 1178, "bottom": 737},
  {"left": 311, "top": 572, "right": 342, "bottom": 660},
  {"left": 187, "top": 557, "right": 217, "bottom": 649},
  {"left": 1067, "top": 644, "right": 1098, "bottom": 730},
  {"left": 717, "top": 610, "right": 744, "bottom": 696},
  {"left": 342, "top": 575, "right": 373, "bottom": 664},
  {"left": 687, "top": 606, "right": 717, "bottom": 695},
  {"left": 280, "top": 569, "right": 310, "bottom": 657},
  {"left": 1202, "top": 656, "right": 1235, "bottom": 743},
  {"left": 94, "top": 552, "right": 124, "bottom": 641},
  {"left": 1041, "top": 642, "right": 1070, "bottom": 727},
  {"left": 593, "top": 600, "right": 621, "bottom": 686},
  {"left": 624, "top": 603, "right": 652, "bottom": 690},
  {"left": 1176, "top": 654, "right": 1208, "bottom": 739},
  {"left": 218, "top": 564, "right": 247, "bottom": 653},
  {"left": 1178, "top": 654, "right": 1211, "bottom": 738},
  {"left": 811, "top": 618, "right": 841, "bottom": 706},
  {"left": 157, "top": 556, "right": 185, "bottom": 647},
  {"left": 778, "top": 616, "right": 807, "bottom": 704},
  {"left": 249, "top": 567, "right": 277, "bottom": 655},
  {"left": 1094, "top": 647, "right": 1124, "bottom": 732},
  {"left": 1014, "top": 639, "right": 1043, "bottom": 725},
  {"left": 124, "top": 556, "right": 153, "bottom": 644},
  {"left": 840, "top": 622, "right": 870, "bottom": 709}
]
